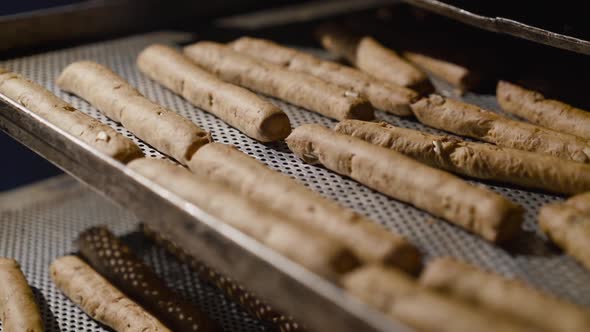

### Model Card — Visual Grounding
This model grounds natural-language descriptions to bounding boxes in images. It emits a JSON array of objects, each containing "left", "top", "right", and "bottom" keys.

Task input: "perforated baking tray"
[{"left": 0, "top": 31, "right": 589, "bottom": 332}]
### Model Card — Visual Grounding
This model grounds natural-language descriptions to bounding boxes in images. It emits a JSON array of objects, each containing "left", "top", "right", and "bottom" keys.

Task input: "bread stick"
[
  {"left": 335, "top": 120, "right": 590, "bottom": 194},
  {"left": 315, "top": 25, "right": 430, "bottom": 93},
  {"left": 57, "top": 61, "right": 210, "bottom": 165},
  {"left": 128, "top": 158, "right": 359, "bottom": 280},
  {"left": 140, "top": 225, "right": 305, "bottom": 332},
  {"left": 420, "top": 257, "right": 590, "bottom": 332},
  {"left": 50, "top": 255, "right": 170, "bottom": 332},
  {"left": 564, "top": 192, "right": 590, "bottom": 214},
  {"left": 497, "top": 81, "right": 590, "bottom": 139},
  {"left": 403, "top": 51, "right": 481, "bottom": 93},
  {"left": 411, "top": 95, "right": 590, "bottom": 163},
  {"left": 538, "top": 202, "right": 590, "bottom": 271},
  {"left": 187, "top": 143, "right": 421, "bottom": 274},
  {"left": 183, "top": 41, "right": 374, "bottom": 121},
  {"left": 0, "top": 67, "right": 142, "bottom": 162},
  {"left": 76, "top": 226, "right": 220, "bottom": 332},
  {"left": 0, "top": 258, "right": 44, "bottom": 332},
  {"left": 343, "top": 265, "right": 536, "bottom": 332},
  {"left": 229, "top": 37, "right": 418, "bottom": 116},
  {"left": 286, "top": 124, "right": 523, "bottom": 243},
  {"left": 137, "top": 44, "right": 291, "bottom": 142}
]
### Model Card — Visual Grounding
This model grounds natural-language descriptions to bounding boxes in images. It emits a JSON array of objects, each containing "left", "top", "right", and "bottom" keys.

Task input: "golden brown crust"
[
  {"left": 183, "top": 41, "right": 374, "bottom": 121},
  {"left": 335, "top": 120, "right": 590, "bottom": 194},
  {"left": 229, "top": 37, "right": 418, "bottom": 116},
  {"left": 57, "top": 61, "right": 210, "bottom": 165},
  {"left": 411, "top": 95, "right": 590, "bottom": 163},
  {"left": 137, "top": 44, "right": 291, "bottom": 142},
  {"left": 343, "top": 265, "right": 536, "bottom": 332},
  {"left": 128, "top": 158, "right": 360, "bottom": 280},
  {"left": 0, "top": 68, "right": 142, "bottom": 163},
  {"left": 0, "top": 258, "right": 44, "bottom": 332},
  {"left": 497, "top": 81, "right": 590, "bottom": 140},
  {"left": 50, "top": 255, "right": 171, "bottom": 332},
  {"left": 286, "top": 124, "right": 523, "bottom": 243},
  {"left": 539, "top": 202, "right": 590, "bottom": 271},
  {"left": 421, "top": 257, "right": 590, "bottom": 332},
  {"left": 187, "top": 143, "right": 421, "bottom": 274}
]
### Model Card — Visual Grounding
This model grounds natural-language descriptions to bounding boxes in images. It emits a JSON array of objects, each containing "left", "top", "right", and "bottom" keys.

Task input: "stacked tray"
[{"left": 1, "top": 31, "right": 589, "bottom": 332}]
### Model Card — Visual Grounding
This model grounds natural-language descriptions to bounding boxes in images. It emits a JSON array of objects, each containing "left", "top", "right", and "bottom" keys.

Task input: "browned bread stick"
[
  {"left": 140, "top": 224, "right": 305, "bottom": 332},
  {"left": 335, "top": 120, "right": 590, "bottom": 194},
  {"left": 420, "top": 257, "right": 590, "bottom": 332},
  {"left": 0, "top": 67, "right": 142, "bottom": 162},
  {"left": 402, "top": 51, "right": 481, "bottom": 93},
  {"left": 411, "top": 95, "right": 590, "bottom": 163},
  {"left": 229, "top": 37, "right": 418, "bottom": 116},
  {"left": 188, "top": 143, "right": 421, "bottom": 274},
  {"left": 315, "top": 25, "right": 431, "bottom": 93},
  {"left": 57, "top": 61, "right": 210, "bottom": 165},
  {"left": 183, "top": 41, "right": 374, "bottom": 121},
  {"left": 539, "top": 195, "right": 590, "bottom": 271},
  {"left": 128, "top": 158, "right": 360, "bottom": 280},
  {"left": 137, "top": 44, "right": 291, "bottom": 142},
  {"left": 497, "top": 81, "right": 590, "bottom": 140},
  {"left": 343, "top": 265, "right": 537, "bottom": 332},
  {"left": 50, "top": 255, "right": 170, "bottom": 332},
  {"left": 0, "top": 258, "right": 44, "bottom": 332},
  {"left": 76, "top": 226, "right": 220, "bottom": 332},
  {"left": 286, "top": 124, "right": 523, "bottom": 243}
]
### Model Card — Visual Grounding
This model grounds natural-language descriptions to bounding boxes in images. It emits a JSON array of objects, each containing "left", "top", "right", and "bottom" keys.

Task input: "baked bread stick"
[
  {"left": 411, "top": 95, "right": 590, "bottom": 163},
  {"left": 128, "top": 158, "right": 360, "bottom": 280},
  {"left": 335, "top": 120, "right": 590, "bottom": 194},
  {"left": 137, "top": 44, "right": 291, "bottom": 142},
  {"left": 403, "top": 51, "right": 481, "bottom": 93},
  {"left": 0, "top": 258, "right": 44, "bottom": 332},
  {"left": 229, "top": 37, "right": 418, "bottom": 116},
  {"left": 564, "top": 192, "right": 590, "bottom": 214},
  {"left": 343, "top": 265, "right": 537, "bottom": 332},
  {"left": 183, "top": 41, "right": 374, "bottom": 121},
  {"left": 50, "top": 255, "right": 170, "bottom": 332},
  {"left": 420, "top": 257, "right": 590, "bottom": 332},
  {"left": 315, "top": 25, "right": 430, "bottom": 93},
  {"left": 539, "top": 200, "right": 590, "bottom": 271},
  {"left": 497, "top": 81, "right": 590, "bottom": 140},
  {"left": 76, "top": 226, "right": 220, "bottom": 332},
  {"left": 141, "top": 224, "right": 305, "bottom": 332},
  {"left": 188, "top": 143, "right": 421, "bottom": 274},
  {"left": 0, "top": 67, "right": 142, "bottom": 162},
  {"left": 57, "top": 61, "right": 210, "bottom": 165},
  {"left": 286, "top": 124, "right": 523, "bottom": 243}
]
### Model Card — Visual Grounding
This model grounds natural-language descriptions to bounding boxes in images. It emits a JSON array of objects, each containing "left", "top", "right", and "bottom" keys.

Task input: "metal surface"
[
  {"left": 0, "top": 31, "right": 589, "bottom": 331},
  {"left": 0, "top": 175, "right": 268, "bottom": 332},
  {"left": 404, "top": 0, "right": 590, "bottom": 55}
]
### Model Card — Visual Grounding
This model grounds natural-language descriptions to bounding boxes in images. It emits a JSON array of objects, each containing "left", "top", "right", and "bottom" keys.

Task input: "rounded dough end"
[{"left": 259, "top": 112, "right": 292, "bottom": 142}]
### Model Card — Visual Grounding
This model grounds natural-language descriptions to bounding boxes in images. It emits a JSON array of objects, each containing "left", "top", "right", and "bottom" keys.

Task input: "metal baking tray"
[
  {"left": 1, "top": 31, "right": 589, "bottom": 332},
  {"left": 403, "top": 0, "right": 590, "bottom": 55}
]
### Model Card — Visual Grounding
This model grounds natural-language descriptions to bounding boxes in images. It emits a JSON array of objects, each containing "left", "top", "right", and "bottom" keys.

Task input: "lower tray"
[
  {"left": 0, "top": 176, "right": 267, "bottom": 331},
  {"left": 0, "top": 31, "right": 588, "bottom": 331}
]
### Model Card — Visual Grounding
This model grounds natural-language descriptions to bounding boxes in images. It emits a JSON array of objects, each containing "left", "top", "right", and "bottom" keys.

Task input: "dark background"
[{"left": 0, "top": 1, "right": 77, "bottom": 190}]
